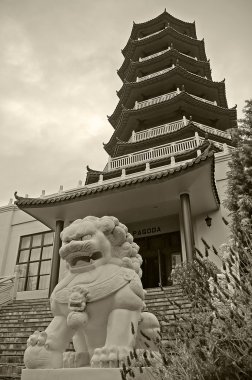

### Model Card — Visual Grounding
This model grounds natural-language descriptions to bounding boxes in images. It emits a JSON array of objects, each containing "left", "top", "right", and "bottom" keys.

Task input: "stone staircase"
[
  {"left": 0, "top": 299, "right": 52, "bottom": 379},
  {"left": 0, "top": 285, "right": 191, "bottom": 379},
  {"left": 144, "top": 285, "right": 192, "bottom": 344}
]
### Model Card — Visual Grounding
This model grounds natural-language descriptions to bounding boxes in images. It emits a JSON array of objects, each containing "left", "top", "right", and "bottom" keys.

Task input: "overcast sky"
[{"left": 0, "top": 0, "right": 251, "bottom": 206}]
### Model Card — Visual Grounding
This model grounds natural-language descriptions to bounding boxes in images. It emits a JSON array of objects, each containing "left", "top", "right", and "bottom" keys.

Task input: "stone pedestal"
[{"left": 21, "top": 367, "right": 151, "bottom": 380}]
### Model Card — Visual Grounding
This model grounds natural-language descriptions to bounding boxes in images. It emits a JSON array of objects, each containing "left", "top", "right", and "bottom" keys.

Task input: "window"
[{"left": 16, "top": 231, "right": 54, "bottom": 291}]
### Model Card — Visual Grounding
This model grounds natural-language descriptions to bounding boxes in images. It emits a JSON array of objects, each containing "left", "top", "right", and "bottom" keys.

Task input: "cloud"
[{"left": 0, "top": 17, "right": 44, "bottom": 86}]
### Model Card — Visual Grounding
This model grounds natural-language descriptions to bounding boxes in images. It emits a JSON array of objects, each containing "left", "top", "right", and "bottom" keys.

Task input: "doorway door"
[{"left": 135, "top": 231, "right": 181, "bottom": 288}]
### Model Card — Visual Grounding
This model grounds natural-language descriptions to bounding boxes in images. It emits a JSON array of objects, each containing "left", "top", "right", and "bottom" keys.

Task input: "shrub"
[{"left": 122, "top": 234, "right": 252, "bottom": 380}]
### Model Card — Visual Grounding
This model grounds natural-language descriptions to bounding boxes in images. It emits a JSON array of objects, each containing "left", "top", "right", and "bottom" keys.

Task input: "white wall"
[
  {"left": 193, "top": 152, "right": 232, "bottom": 267},
  {"left": 0, "top": 205, "right": 15, "bottom": 276}
]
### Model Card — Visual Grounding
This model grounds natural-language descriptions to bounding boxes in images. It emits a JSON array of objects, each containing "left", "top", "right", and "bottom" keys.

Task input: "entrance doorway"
[{"left": 135, "top": 231, "right": 181, "bottom": 289}]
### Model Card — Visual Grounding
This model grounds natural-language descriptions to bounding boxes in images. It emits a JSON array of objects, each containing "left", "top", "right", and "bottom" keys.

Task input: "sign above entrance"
[
  {"left": 128, "top": 216, "right": 180, "bottom": 239},
  {"left": 132, "top": 226, "right": 161, "bottom": 237}
]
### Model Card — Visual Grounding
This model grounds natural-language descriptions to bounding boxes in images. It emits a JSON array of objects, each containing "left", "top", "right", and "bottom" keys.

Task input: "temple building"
[{"left": 1, "top": 10, "right": 237, "bottom": 299}]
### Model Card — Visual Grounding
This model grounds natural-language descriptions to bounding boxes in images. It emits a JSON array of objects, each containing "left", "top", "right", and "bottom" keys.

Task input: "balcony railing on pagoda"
[
  {"left": 130, "top": 119, "right": 185, "bottom": 142},
  {"left": 108, "top": 134, "right": 201, "bottom": 171},
  {"left": 139, "top": 47, "right": 170, "bottom": 62},
  {"left": 137, "top": 26, "right": 166, "bottom": 40},
  {"left": 134, "top": 89, "right": 217, "bottom": 110},
  {"left": 129, "top": 117, "right": 232, "bottom": 143},
  {"left": 136, "top": 64, "right": 175, "bottom": 82},
  {"left": 134, "top": 90, "right": 178, "bottom": 109},
  {"left": 139, "top": 45, "right": 198, "bottom": 63}
]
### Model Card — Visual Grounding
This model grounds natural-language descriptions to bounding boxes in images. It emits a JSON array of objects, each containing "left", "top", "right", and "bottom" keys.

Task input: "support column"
[
  {"left": 180, "top": 193, "right": 194, "bottom": 262},
  {"left": 49, "top": 220, "right": 64, "bottom": 296}
]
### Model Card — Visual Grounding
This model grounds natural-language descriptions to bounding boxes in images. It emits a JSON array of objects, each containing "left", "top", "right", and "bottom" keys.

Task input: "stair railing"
[{"left": 0, "top": 265, "right": 20, "bottom": 307}]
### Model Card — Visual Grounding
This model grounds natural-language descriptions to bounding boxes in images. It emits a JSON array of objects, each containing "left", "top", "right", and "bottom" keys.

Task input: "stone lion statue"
[{"left": 24, "top": 216, "right": 160, "bottom": 369}]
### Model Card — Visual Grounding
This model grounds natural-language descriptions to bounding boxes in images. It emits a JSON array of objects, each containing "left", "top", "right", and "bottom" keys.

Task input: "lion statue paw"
[
  {"left": 24, "top": 331, "right": 63, "bottom": 369},
  {"left": 91, "top": 345, "right": 131, "bottom": 368}
]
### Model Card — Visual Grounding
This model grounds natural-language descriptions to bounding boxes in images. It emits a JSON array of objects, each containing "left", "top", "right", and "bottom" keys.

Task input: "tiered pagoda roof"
[
  {"left": 119, "top": 46, "right": 212, "bottom": 82},
  {"left": 104, "top": 119, "right": 235, "bottom": 157},
  {"left": 122, "top": 26, "right": 207, "bottom": 63},
  {"left": 128, "top": 10, "right": 197, "bottom": 41},
  {"left": 105, "top": 96, "right": 236, "bottom": 153},
  {"left": 111, "top": 67, "right": 228, "bottom": 130},
  {"left": 117, "top": 65, "right": 218, "bottom": 99},
  {"left": 15, "top": 11, "right": 237, "bottom": 220}
]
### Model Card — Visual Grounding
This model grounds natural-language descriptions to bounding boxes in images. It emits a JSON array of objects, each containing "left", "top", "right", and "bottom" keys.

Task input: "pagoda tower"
[
  {"left": 15, "top": 11, "right": 237, "bottom": 291},
  {"left": 89, "top": 10, "right": 236, "bottom": 179}
]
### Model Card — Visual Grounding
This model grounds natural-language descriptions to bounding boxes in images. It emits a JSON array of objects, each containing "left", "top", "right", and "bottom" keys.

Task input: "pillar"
[
  {"left": 180, "top": 193, "right": 194, "bottom": 262},
  {"left": 49, "top": 220, "right": 64, "bottom": 296}
]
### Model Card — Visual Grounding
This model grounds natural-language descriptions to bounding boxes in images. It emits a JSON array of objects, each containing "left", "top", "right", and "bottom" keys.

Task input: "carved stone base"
[{"left": 21, "top": 367, "right": 151, "bottom": 380}]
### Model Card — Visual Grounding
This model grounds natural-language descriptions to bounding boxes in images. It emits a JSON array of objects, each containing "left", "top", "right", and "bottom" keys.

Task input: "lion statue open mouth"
[{"left": 24, "top": 216, "right": 160, "bottom": 370}]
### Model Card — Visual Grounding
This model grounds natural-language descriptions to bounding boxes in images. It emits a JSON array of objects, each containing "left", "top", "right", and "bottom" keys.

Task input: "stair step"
[
  {"left": 0, "top": 319, "right": 52, "bottom": 325},
  {"left": 145, "top": 292, "right": 184, "bottom": 299},
  {"left": 0, "top": 338, "right": 28, "bottom": 343},
  {"left": 0, "top": 325, "right": 49, "bottom": 332},
  {"left": 0, "top": 355, "right": 24, "bottom": 364},
  {"left": 0, "top": 341, "right": 27, "bottom": 348},
  {"left": 0, "top": 331, "right": 46, "bottom": 338},
  {"left": 146, "top": 301, "right": 187, "bottom": 308},
  {"left": 0, "top": 350, "right": 25, "bottom": 356}
]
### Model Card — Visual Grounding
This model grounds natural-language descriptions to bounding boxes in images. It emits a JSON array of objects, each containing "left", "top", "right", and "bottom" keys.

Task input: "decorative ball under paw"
[{"left": 67, "top": 311, "right": 88, "bottom": 329}]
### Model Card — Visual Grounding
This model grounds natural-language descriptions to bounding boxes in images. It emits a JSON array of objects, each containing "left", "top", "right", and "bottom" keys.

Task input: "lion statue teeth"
[{"left": 24, "top": 216, "right": 160, "bottom": 369}]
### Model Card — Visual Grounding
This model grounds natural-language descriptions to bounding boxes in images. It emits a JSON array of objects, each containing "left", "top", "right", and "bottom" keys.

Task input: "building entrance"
[{"left": 135, "top": 231, "right": 182, "bottom": 289}]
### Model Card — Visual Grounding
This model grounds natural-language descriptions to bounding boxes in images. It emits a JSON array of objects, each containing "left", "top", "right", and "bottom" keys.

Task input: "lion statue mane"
[{"left": 24, "top": 216, "right": 160, "bottom": 370}]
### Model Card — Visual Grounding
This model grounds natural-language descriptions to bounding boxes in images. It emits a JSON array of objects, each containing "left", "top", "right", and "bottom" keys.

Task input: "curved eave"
[
  {"left": 122, "top": 25, "right": 206, "bottom": 62},
  {"left": 109, "top": 91, "right": 237, "bottom": 131},
  {"left": 14, "top": 149, "right": 219, "bottom": 218},
  {"left": 117, "top": 66, "right": 227, "bottom": 107},
  {"left": 85, "top": 168, "right": 105, "bottom": 186},
  {"left": 127, "top": 11, "right": 196, "bottom": 51},
  {"left": 106, "top": 122, "right": 235, "bottom": 157},
  {"left": 118, "top": 47, "right": 212, "bottom": 82},
  {"left": 86, "top": 165, "right": 102, "bottom": 174}
]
